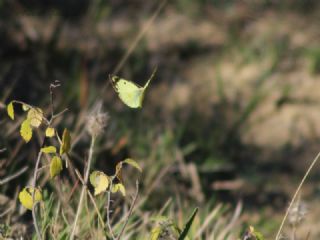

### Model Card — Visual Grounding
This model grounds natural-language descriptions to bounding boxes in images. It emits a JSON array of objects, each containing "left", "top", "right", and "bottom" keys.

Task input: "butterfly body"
[
  {"left": 110, "top": 69, "right": 156, "bottom": 108},
  {"left": 112, "top": 77, "right": 145, "bottom": 108}
]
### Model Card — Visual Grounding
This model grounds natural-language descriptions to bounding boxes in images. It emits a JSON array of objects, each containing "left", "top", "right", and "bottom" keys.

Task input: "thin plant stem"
[
  {"left": 70, "top": 136, "right": 96, "bottom": 240},
  {"left": 74, "top": 169, "right": 106, "bottom": 229},
  {"left": 116, "top": 181, "right": 139, "bottom": 240},
  {"left": 275, "top": 150, "right": 320, "bottom": 240},
  {"left": 106, "top": 180, "right": 115, "bottom": 239},
  {"left": 87, "top": 189, "right": 105, "bottom": 230},
  {"left": 31, "top": 150, "right": 44, "bottom": 239},
  {"left": 31, "top": 118, "right": 52, "bottom": 240},
  {"left": 31, "top": 82, "right": 62, "bottom": 239}
]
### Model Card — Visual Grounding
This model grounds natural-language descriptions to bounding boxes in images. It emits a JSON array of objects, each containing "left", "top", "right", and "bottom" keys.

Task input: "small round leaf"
[
  {"left": 20, "top": 119, "right": 32, "bottom": 143},
  {"left": 50, "top": 156, "right": 63, "bottom": 178},
  {"left": 18, "top": 187, "right": 42, "bottom": 210},
  {"left": 45, "top": 127, "right": 55, "bottom": 137},
  {"left": 90, "top": 171, "right": 109, "bottom": 196}
]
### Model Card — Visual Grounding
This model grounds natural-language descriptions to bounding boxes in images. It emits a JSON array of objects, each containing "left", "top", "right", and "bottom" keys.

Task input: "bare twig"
[
  {"left": 53, "top": 108, "right": 69, "bottom": 119},
  {"left": 70, "top": 136, "right": 96, "bottom": 240},
  {"left": 0, "top": 166, "right": 28, "bottom": 185},
  {"left": 116, "top": 181, "right": 139, "bottom": 240}
]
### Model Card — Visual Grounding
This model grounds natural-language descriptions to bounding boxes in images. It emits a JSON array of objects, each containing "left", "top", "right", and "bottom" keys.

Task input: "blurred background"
[{"left": 1, "top": 0, "right": 320, "bottom": 239}]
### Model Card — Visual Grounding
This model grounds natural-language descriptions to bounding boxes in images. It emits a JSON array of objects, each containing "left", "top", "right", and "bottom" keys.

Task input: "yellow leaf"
[
  {"left": 50, "top": 156, "right": 63, "bottom": 178},
  {"left": 41, "top": 146, "right": 57, "bottom": 154},
  {"left": 18, "top": 187, "right": 42, "bottom": 210},
  {"left": 111, "top": 183, "right": 126, "bottom": 196},
  {"left": 123, "top": 158, "right": 142, "bottom": 172},
  {"left": 7, "top": 102, "right": 14, "bottom": 120},
  {"left": 150, "top": 226, "right": 162, "bottom": 240},
  {"left": 20, "top": 119, "right": 32, "bottom": 143},
  {"left": 27, "top": 108, "right": 43, "bottom": 128},
  {"left": 22, "top": 104, "right": 30, "bottom": 111},
  {"left": 45, "top": 127, "right": 55, "bottom": 137},
  {"left": 60, "top": 129, "right": 71, "bottom": 155},
  {"left": 90, "top": 171, "right": 109, "bottom": 196}
]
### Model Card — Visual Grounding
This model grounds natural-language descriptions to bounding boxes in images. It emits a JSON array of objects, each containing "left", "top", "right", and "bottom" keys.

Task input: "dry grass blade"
[
  {"left": 217, "top": 201, "right": 242, "bottom": 240},
  {"left": 0, "top": 166, "right": 28, "bottom": 185},
  {"left": 275, "top": 150, "right": 320, "bottom": 240},
  {"left": 116, "top": 181, "right": 139, "bottom": 240},
  {"left": 195, "top": 204, "right": 223, "bottom": 238}
]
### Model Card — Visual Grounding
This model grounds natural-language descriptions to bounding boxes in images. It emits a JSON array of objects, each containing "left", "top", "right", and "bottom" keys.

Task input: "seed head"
[
  {"left": 86, "top": 102, "right": 109, "bottom": 137},
  {"left": 288, "top": 199, "right": 308, "bottom": 227}
]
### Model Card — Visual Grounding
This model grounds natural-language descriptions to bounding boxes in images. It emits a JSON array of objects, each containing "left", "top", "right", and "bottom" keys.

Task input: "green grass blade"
[{"left": 178, "top": 207, "right": 198, "bottom": 240}]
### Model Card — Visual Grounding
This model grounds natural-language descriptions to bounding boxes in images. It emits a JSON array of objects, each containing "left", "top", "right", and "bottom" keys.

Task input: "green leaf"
[
  {"left": 20, "top": 119, "right": 32, "bottom": 143},
  {"left": 27, "top": 108, "right": 43, "bottom": 128},
  {"left": 45, "top": 127, "right": 55, "bottom": 137},
  {"left": 7, "top": 102, "right": 14, "bottom": 120},
  {"left": 41, "top": 146, "right": 57, "bottom": 154},
  {"left": 18, "top": 187, "right": 42, "bottom": 210},
  {"left": 178, "top": 207, "right": 198, "bottom": 240},
  {"left": 50, "top": 156, "right": 63, "bottom": 178},
  {"left": 90, "top": 171, "right": 110, "bottom": 196},
  {"left": 60, "top": 129, "right": 71, "bottom": 155},
  {"left": 123, "top": 158, "right": 142, "bottom": 172}
]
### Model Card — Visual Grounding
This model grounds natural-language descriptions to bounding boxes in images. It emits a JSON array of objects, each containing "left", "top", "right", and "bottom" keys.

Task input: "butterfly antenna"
[{"left": 144, "top": 67, "right": 158, "bottom": 89}]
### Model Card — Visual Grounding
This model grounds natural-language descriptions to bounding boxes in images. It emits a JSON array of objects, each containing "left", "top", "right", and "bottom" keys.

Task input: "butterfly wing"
[{"left": 112, "top": 76, "right": 145, "bottom": 108}]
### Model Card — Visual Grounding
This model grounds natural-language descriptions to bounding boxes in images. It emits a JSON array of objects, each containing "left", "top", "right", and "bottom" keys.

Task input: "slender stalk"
[
  {"left": 31, "top": 82, "right": 61, "bottom": 239},
  {"left": 31, "top": 120, "right": 52, "bottom": 240},
  {"left": 106, "top": 180, "right": 115, "bottom": 239},
  {"left": 70, "top": 136, "right": 96, "bottom": 240},
  {"left": 116, "top": 181, "right": 139, "bottom": 240},
  {"left": 74, "top": 169, "right": 106, "bottom": 229},
  {"left": 275, "top": 150, "right": 320, "bottom": 240},
  {"left": 31, "top": 150, "right": 44, "bottom": 240}
]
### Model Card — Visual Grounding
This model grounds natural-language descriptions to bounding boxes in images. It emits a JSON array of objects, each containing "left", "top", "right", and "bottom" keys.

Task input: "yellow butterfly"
[{"left": 110, "top": 69, "right": 156, "bottom": 108}]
